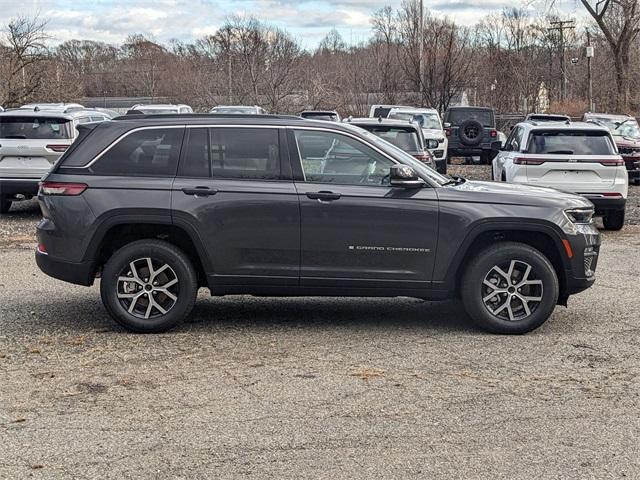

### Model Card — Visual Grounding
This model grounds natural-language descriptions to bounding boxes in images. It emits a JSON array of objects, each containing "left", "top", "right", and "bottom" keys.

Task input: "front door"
[
  {"left": 172, "top": 126, "right": 300, "bottom": 286},
  {"left": 289, "top": 128, "right": 439, "bottom": 291}
]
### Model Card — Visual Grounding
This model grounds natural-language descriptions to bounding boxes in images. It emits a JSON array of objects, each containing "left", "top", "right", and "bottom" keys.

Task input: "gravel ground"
[{"left": 1, "top": 168, "right": 639, "bottom": 478}]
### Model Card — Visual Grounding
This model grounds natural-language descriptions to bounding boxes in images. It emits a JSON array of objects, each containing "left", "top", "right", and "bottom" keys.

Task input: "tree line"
[{"left": 0, "top": 0, "right": 639, "bottom": 117}]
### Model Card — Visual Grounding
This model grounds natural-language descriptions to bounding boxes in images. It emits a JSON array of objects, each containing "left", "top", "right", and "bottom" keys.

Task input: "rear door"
[
  {"left": 290, "top": 128, "right": 438, "bottom": 291},
  {"left": 171, "top": 126, "right": 300, "bottom": 286},
  {"left": 0, "top": 115, "right": 73, "bottom": 179}
]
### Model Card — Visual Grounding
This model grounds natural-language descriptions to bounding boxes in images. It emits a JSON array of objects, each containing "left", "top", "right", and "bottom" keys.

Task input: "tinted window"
[
  {"left": 211, "top": 107, "right": 257, "bottom": 114},
  {"left": 0, "top": 117, "right": 72, "bottom": 139},
  {"left": 211, "top": 128, "right": 280, "bottom": 179},
  {"left": 178, "top": 128, "right": 210, "bottom": 178},
  {"left": 389, "top": 112, "right": 441, "bottom": 129},
  {"left": 355, "top": 125, "right": 421, "bottom": 152},
  {"left": 91, "top": 128, "right": 183, "bottom": 176},
  {"left": 527, "top": 130, "right": 615, "bottom": 155},
  {"left": 294, "top": 130, "right": 394, "bottom": 185},
  {"left": 300, "top": 113, "right": 338, "bottom": 121},
  {"left": 446, "top": 109, "right": 494, "bottom": 127},
  {"left": 507, "top": 126, "right": 524, "bottom": 151}
]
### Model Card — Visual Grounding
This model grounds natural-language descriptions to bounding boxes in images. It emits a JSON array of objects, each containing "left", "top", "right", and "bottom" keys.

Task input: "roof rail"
[{"left": 112, "top": 113, "right": 305, "bottom": 121}]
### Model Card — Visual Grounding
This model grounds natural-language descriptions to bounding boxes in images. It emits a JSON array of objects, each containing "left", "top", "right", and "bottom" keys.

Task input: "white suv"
[
  {"left": 386, "top": 107, "right": 448, "bottom": 173},
  {"left": 0, "top": 106, "right": 111, "bottom": 213},
  {"left": 492, "top": 120, "right": 628, "bottom": 230}
]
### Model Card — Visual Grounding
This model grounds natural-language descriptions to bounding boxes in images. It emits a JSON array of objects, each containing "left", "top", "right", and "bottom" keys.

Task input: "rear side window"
[
  {"left": 527, "top": 130, "right": 615, "bottom": 155},
  {"left": 91, "top": 128, "right": 184, "bottom": 176},
  {"left": 177, "top": 128, "right": 281, "bottom": 180},
  {"left": 211, "top": 128, "right": 280, "bottom": 180},
  {"left": 0, "top": 116, "right": 72, "bottom": 139}
]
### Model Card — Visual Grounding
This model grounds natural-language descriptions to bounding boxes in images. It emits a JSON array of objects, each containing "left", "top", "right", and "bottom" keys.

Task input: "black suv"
[
  {"left": 444, "top": 106, "right": 498, "bottom": 164},
  {"left": 36, "top": 114, "right": 600, "bottom": 334}
]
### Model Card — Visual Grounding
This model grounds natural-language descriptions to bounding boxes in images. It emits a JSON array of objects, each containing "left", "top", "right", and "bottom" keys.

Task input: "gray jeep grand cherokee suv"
[{"left": 36, "top": 114, "right": 600, "bottom": 334}]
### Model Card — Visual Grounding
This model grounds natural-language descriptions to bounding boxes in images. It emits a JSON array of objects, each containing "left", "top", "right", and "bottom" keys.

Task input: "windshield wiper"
[{"left": 546, "top": 150, "right": 574, "bottom": 154}]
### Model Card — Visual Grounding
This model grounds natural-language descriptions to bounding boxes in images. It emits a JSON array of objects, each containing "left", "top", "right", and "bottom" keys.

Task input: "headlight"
[
  {"left": 426, "top": 139, "right": 439, "bottom": 149},
  {"left": 564, "top": 207, "right": 594, "bottom": 224}
]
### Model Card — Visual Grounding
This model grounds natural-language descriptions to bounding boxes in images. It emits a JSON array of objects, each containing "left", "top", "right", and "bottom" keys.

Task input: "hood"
[
  {"left": 613, "top": 135, "right": 640, "bottom": 147},
  {"left": 440, "top": 180, "right": 592, "bottom": 209}
]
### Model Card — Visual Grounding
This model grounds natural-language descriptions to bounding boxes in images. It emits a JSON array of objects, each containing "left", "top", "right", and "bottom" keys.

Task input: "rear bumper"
[
  {"left": 0, "top": 178, "right": 40, "bottom": 197},
  {"left": 447, "top": 145, "right": 492, "bottom": 157},
  {"left": 35, "top": 249, "right": 95, "bottom": 286}
]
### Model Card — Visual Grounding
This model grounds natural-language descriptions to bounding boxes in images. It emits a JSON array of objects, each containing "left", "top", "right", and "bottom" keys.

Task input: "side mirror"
[
  {"left": 490, "top": 140, "right": 503, "bottom": 152},
  {"left": 390, "top": 165, "right": 425, "bottom": 188},
  {"left": 443, "top": 122, "right": 451, "bottom": 128}
]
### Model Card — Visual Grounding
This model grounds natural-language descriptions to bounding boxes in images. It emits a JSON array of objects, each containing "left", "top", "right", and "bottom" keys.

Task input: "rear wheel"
[
  {"left": 0, "top": 196, "right": 12, "bottom": 214},
  {"left": 603, "top": 210, "right": 625, "bottom": 231},
  {"left": 461, "top": 242, "right": 559, "bottom": 334},
  {"left": 100, "top": 239, "right": 198, "bottom": 332}
]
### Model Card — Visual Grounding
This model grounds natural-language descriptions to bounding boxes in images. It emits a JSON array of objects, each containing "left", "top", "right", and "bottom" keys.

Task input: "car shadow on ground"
[{"left": 5, "top": 294, "right": 478, "bottom": 335}]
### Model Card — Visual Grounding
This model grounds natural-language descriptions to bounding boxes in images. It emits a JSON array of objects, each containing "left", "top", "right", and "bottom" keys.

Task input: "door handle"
[
  {"left": 306, "top": 191, "right": 341, "bottom": 201},
  {"left": 181, "top": 187, "right": 218, "bottom": 197}
]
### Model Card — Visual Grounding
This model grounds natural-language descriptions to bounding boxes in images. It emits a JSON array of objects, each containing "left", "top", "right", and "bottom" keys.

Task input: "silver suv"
[{"left": 0, "top": 106, "right": 111, "bottom": 213}]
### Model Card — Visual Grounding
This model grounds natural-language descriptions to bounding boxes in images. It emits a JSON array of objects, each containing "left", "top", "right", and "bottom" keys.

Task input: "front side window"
[
  {"left": 91, "top": 128, "right": 184, "bottom": 176},
  {"left": 0, "top": 116, "right": 72, "bottom": 139},
  {"left": 527, "top": 130, "right": 615, "bottom": 155},
  {"left": 294, "top": 130, "right": 394, "bottom": 185}
]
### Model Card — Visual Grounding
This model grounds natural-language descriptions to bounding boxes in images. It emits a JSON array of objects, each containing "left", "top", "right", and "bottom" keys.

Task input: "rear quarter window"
[
  {"left": 90, "top": 127, "right": 184, "bottom": 176},
  {"left": 527, "top": 130, "right": 615, "bottom": 155}
]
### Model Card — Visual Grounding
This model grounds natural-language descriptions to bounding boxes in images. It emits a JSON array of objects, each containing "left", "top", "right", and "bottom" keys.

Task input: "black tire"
[
  {"left": 458, "top": 119, "right": 484, "bottom": 147},
  {"left": 603, "top": 210, "right": 625, "bottom": 231},
  {"left": 461, "top": 242, "right": 559, "bottom": 334},
  {"left": 0, "top": 196, "right": 12, "bottom": 214},
  {"left": 100, "top": 239, "right": 198, "bottom": 333},
  {"left": 480, "top": 151, "right": 490, "bottom": 165}
]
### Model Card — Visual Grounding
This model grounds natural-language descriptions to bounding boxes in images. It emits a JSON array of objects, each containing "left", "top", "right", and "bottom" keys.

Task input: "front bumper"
[
  {"left": 0, "top": 178, "right": 40, "bottom": 198},
  {"left": 564, "top": 224, "right": 601, "bottom": 297}
]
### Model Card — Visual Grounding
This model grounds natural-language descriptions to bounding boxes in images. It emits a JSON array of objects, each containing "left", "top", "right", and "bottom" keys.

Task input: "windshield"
[
  {"left": 446, "top": 109, "right": 494, "bottom": 127},
  {"left": 0, "top": 117, "right": 72, "bottom": 139},
  {"left": 341, "top": 124, "right": 449, "bottom": 186},
  {"left": 528, "top": 130, "right": 615, "bottom": 155},
  {"left": 212, "top": 107, "right": 257, "bottom": 114},
  {"left": 132, "top": 108, "right": 179, "bottom": 114},
  {"left": 389, "top": 111, "right": 442, "bottom": 130},
  {"left": 301, "top": 113, "right": 338, "bottom": 121},
  {"left": 354, "top": 125, "right": 422, "bottom": 151},
  {"left": 613, "top": 119, "right": 640, "bottom": 139}
]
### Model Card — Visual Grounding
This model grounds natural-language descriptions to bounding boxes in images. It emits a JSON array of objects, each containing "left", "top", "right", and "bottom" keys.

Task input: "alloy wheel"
[
  {"left": 481, "top": 259, "right": 543, "bottom": 321},
  {"left": 116, "top": 257, "right": 179, "bottom": 319}
]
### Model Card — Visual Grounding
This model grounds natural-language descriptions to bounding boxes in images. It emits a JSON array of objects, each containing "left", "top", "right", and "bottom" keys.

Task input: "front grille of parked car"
[{"left": 433, "top": 150, "right": 444, "bottom": 158}]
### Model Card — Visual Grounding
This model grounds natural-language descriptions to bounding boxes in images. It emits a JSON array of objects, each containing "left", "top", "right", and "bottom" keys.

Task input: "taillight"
[
  {"left": 490, "top": 130, "right": 497, "bottom": 138},
  {"left": 445, "top": 128, "right": 451, "bottom": 136},
  {"left": 599, "top": 158, "right": 624, "bottom": 166},
  {"left": 39, "top": 181, "right": 88, "bottom": 196},
  {"left": 513, "top": 157, "right": 545, "bottom": 165},
  {"left": 46, "top": 144, "right": 70, "bottom": 153}
]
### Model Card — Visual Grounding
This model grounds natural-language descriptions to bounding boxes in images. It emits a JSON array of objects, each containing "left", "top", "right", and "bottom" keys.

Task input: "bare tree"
[
  {"left": 0, "top": 15, "right": 49, "bottom": 107},
  {"left": 579, "top": 0, "right": 640, "bottom": 110}
]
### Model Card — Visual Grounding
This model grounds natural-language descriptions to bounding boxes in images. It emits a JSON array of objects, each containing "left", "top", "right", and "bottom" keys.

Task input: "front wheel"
[
  {"left": 100, "top": 239, "right": 198, "bottom": 332},
  {"left": 603, "top": 210, "right": 625, "bottom": 231},
  {"left": 461, "top": 242, "right": 559, "bottom": 334}
]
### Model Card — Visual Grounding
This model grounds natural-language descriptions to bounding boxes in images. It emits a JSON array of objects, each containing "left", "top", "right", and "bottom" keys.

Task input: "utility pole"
[
  {"left": 419, "top": 0, "right": 424, "bottom": 106},
  {"left": 548, "top": 20, "right": 575, "bottom": 103},
  {"left": 586, "top": 29, "right": 594, "bottom": 112}
]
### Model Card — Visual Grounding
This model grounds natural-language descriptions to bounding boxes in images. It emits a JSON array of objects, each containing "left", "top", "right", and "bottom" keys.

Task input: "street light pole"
[{"left": 586, "top": 30, "right": 594, "bottom": 112}]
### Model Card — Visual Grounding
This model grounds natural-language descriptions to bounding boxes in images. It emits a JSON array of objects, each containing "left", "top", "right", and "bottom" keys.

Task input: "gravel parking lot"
[{"left": 1, "top": 166, "right": 639, "bottom": 479}]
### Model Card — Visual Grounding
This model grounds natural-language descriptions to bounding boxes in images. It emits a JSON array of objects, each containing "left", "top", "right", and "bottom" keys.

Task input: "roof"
[
  {"left": 446, "top": 106, "right": 494, "bottom": 111},
  {"left": 583, "top": 112, "right": 631, "bottom": 120},
  {"left": 521, "top": 120, "right": 611, "bottom": 132},
  {"left": 389, "top": 107, "right": 438, "bottom": 114},
  {"left": 0, "top": 109, "right": 77, "bottom": 119},
  {"left": 131, "top": 104, "right": 189, "bottom": 109},
  {"left": 299, "top": 110, "right": 338, "bottom": 115}
]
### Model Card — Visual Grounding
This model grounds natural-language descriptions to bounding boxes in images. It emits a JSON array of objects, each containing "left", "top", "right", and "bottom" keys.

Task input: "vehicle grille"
[
  {"left": 433, "top": 150, "right": 444, "bottom": 158},
  {"left": 584, "top": 246, "right": 599, "bottom": 277}
]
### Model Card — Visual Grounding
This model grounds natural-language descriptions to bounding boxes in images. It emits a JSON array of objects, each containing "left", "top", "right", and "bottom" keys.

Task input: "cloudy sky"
[{"left": 1, "top": 0, "right": 582, "bottom": 48}]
